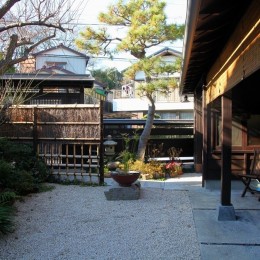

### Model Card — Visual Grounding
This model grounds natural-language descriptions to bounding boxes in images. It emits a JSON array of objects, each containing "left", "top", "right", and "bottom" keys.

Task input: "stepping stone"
[{"left": 104, "top": 182, "right": 141, "bottom": 200}]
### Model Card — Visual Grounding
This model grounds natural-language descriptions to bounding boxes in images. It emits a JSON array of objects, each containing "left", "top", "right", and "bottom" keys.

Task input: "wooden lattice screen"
[{"left": 0, "top": 104, "right": 104, "bottom": 183}]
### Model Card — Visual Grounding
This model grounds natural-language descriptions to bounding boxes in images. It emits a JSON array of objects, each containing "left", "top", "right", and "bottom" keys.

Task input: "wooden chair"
[{"left": 233, "top": 149, "right": 260, "bottom": 201}]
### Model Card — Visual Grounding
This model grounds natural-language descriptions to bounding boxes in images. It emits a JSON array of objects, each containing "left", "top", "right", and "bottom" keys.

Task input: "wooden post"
[
  {"left": 221, "top": 95, "right": 232, "bottom": 206},
  {"left": 99, "top": 100, "right": 104, "bottom": 185},
  {"left": 202, "top": 88, "right": 211, "bottom": 187},
  {"left": 33, "top": 106, "right": 38, "bottom": 153},
  {"left": 194, "top": 89, "right": 203, "bottom": 174},
  {"left": 218, "top": 94, "right": 236, "bottom": 221}
]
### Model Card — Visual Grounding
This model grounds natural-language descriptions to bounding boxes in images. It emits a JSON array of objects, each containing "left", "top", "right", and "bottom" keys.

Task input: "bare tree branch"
[
  {"left": 0, "top": 21, "right": 66, "bottom": 33},
  {"left": 0, "top": 32, "right": 56, "bottom": 73},
  {"left": 0, "top": 0, "right": 20, "bottom": 19},
  {"left": 0, "top": 0, "right": 78, "bottom": 75}
]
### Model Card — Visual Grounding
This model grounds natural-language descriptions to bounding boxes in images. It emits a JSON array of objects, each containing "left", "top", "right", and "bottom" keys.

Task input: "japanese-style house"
[
  {"left": 1, "top": 44, "right": 94, "bottom": 105},
  {"left": 0, "top": 45, "right": 102, "bottom": 183},
  {"left": 180, "top": 0, "right": 259, "bottom": 218}
]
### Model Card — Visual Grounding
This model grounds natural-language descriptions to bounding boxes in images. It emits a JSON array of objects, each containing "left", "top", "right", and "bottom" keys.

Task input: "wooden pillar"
[
  {"left": 194, "top": 89, "right": 203, "bottom": 174},
  {"left": 33, "top": 106, "right": 38, "bottom": 153},
  {"left": 221, "top": 95, "right": 232, "bottom": 205},
  {"left": 99, "top": 100, "right": 104, "bottom": 185},
  {"left": 202, "top": 88, "right": 211, "bottom": 187}
]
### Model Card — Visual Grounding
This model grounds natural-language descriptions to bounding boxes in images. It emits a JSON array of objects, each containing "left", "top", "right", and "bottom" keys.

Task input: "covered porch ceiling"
[{"left": 180, "top": 0, "right": 252, "bottom": 95}]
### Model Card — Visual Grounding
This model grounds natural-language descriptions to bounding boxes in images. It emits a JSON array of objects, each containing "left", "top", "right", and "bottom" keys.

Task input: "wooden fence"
[{"left": 0, "top": 104, "right": 104, "bottom": 183}]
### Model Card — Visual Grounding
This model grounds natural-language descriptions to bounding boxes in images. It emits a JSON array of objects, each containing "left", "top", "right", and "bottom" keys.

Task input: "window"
[
  {"left": 216, "top": 117, "right": 242, "bottom": 147},
  {"left": 46, "top": 62, "right": 66, "bottom": 69},
  {"left": 180, "top": 111, "right": 194, "bottom": 120},
  {"left": 43, "top": 87, "right": 67, "bottom": 93},
  {"left": 157, "top": 112, "right": 177, "bottom": 119},
  {"left": 247, "top": 115, "right": 260, "bottom": 145}
]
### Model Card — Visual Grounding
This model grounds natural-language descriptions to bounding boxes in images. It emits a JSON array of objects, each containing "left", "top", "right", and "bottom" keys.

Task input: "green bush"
[
  {"left": 0, "top": 139, "right": 51, "bottom": 235},
  {"left": 0, "top": 191, "right": 18, "bottom": 206},
  {"left": 0, "top": 138, "right": 50, "bottom": 195},
  {"left": 0, "top": 160, "right": 14, "bottom": 187},
  {"left": 0, "top": 204, "right": 15, "bottom": 235},
  {"left": 0, "top": 191, "right": 17, "bottom": 235}
]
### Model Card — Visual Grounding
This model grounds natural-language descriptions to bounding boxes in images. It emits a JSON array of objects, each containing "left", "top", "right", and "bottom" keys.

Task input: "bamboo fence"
[{"left": 0, "top": 104, "right": 104, "bottom": 183}]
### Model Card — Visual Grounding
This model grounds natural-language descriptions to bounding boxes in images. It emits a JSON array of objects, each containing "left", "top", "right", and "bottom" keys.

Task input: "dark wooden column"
[
  {"left": 33, "top": 106, "right": 38, "bottom": 153},
  {"left": 99, "top": 100, "right": 104, "bottom": 185},
  {"left": 194, "top": 89, "right": 203, "bottom": 174},
  {"left": 221, "top": 95, "right": 232, "bottom": 205},
  {"left": 202, "top": 88, "right": 211, "bottom": 187}
]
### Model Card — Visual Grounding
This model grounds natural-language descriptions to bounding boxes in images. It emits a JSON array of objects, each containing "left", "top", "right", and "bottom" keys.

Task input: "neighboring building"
[
  {"left": 2, "top": 44, "right": 94, "bottom": 105},
  {"left": 111, "top": 47, "right": 194, "bottom": 120},
  {"left": 19, "top": 44, "right": 90, "bottom": 75},
  {"left": 19, "top": 57, "right": 35, "bottom": 73},
  {"left": 104, "top": 47, "right": 195, "bottom": 157},
  {"left": 34, "top": 44, "right": 89, "bottom": 74}
]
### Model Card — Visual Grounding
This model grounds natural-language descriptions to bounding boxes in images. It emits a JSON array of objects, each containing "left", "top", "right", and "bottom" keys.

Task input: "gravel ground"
[{"left": 0, "top": 183, "right": 201, "bottom": 260}]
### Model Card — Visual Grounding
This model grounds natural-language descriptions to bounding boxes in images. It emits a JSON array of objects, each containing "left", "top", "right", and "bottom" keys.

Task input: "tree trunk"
[{"left": 137, "top": 97, "right": 155, "bottom": 160}]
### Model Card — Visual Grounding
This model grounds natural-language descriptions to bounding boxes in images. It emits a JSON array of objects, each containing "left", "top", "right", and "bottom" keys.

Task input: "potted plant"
[{"left": 110, "top": 132, "right": 140, "bottom": 187}]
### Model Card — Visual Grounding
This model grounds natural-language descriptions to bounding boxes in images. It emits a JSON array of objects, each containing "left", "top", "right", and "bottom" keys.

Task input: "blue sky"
[{"left": 73, "top": 0, "right": 187, "bottom": 71}]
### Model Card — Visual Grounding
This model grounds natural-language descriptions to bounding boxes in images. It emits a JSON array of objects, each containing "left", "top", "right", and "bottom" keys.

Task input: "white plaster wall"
[{"left": 36, "top": 48, "right": 87, "bottom": 74}]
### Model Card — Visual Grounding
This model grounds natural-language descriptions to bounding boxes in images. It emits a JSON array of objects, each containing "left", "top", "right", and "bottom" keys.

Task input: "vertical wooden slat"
[
  {"left": 66, "top": 144, "right": 69, "bottom": 175},
  {"left": 58, "top": 143, "right": 61, "bottom": 175},
  {"left": 51, "top": 143, "right": 54, "bottom": 173},
  {"left": 88, "top": 144, "right": 92, "bottom": 180},
  {"left": 81, "top": 144, "right": 84, "bottom": 176},
  {"left": 44, "top": 143, "right": 47, "bottom": 166},
  {"left": 33, "top": 106, "right": 38, "bottom": 152},
  {"left": 73, "top": 144, "right": 76, "bottom": 177}
]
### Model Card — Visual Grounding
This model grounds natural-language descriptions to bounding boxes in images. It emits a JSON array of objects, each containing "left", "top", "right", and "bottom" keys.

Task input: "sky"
[{"left": 72, "top": 0, "right": 187, "bottom": 71}]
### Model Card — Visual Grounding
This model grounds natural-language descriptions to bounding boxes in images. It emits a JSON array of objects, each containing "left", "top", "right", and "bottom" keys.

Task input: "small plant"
[
  {"left": 165, "top": 161, "right": 183, "bottom": 177},
  {"left": 167, "top": 147, "right": 183, "bottom": 161},
  {"left": 0, "top": 191, "right": 18, "bottom": 235},
  {"left": 147, "top": 160, "right": 165, "bottom": 179},
  {"left": 130, "top": 159, "right": 165, "bottom": 180},
  {"left": 165, "top": 146, "right": 183, "bottom": 177},
  {"left": 0, "top": 191, "right": 18, "bottom": 206},
  {"left": 116, "top": 132, "right": 139, "bottom": 173},
  {"left": 0, "top": 204, "right": 15, "bottom": 235},
  {"left": 150, "top": 142, "right": 164, "bottom": 158}
]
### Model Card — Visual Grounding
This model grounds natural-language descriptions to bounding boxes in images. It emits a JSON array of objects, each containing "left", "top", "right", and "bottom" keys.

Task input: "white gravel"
[{"left": 0, "top": 183, "right": 201, "bottom": 260}]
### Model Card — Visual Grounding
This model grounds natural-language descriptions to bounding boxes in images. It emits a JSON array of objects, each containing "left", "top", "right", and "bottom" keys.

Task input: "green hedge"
[{"left": 0, "top": 138, "right": 50, "bottom": 235}]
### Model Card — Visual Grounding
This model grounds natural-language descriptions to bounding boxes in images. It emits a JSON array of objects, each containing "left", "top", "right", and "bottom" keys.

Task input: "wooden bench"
[{"left": 233, "top": 149, "right": 260, "bottom": 201}]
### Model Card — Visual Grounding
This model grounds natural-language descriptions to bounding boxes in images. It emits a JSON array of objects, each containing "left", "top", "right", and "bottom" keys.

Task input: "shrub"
[
  {"left": 0, "top": 139, "right": 51, "bottom": 236},
  {"left": 130, "top": 159, "right": 165, "bottom": 179},
  {"left": 0, "top": 191, "right": 18, "bottom": 206},
  {"left": 0, "top": 204, "right": 15, "bottom": 235},
  {"left": 0, "top": 138, "right": 50, "bottom": 195},
  {"left": 0, "top": 191, "right": 17, "bottom": 235}
]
